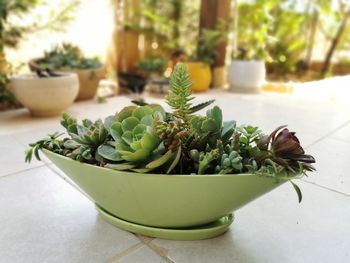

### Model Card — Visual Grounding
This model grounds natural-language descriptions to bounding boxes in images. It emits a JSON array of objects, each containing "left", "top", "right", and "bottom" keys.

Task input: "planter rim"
[
  {"left": 29, "top": 57, "right": 104, "bottom": 72},
  {"left": 43, "top": 148, "right": 297, "bottom": 180},
  {"left": 11, "top": 72, "right": 78, "bottom": 81}
]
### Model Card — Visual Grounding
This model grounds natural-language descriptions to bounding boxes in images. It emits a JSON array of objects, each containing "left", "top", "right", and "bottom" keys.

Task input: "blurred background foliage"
[
  {"left": 2, "top": 0, "right": 350, "bottom": 108},
  {"left": 0, "top": 0, "right": 78, "bottom": 108}
]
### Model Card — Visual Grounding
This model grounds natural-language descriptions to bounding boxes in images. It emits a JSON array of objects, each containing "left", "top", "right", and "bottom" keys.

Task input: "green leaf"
[
  {"left": 140, "top": 133, "right": 159, "bottom": 150},
  {"left": 63, "top": 139, "right": 80, "bottom": 149},
  {"left": 121, "top": 149, "right": 150, "bottom": 162},
  {"left": 110, "top": 122, "right": 123, "bottom": 141},
  {"left": 190, "top": 116, "right": 203, "bottom": 131},
  {"left": 33, "top": 145, "right": 41, "bottom": 161},
  {"left": 140, "top": 115, "right": 153, "bottom": 126},
  {"left": 167, "top": 147, "right": 181, "bottom": 174},
  {"left": 201, "top": 119, "right": 218, "bottom": 132},
  {"left": 221, "top": 121, "right": 235, "bottom": 143},
  {"left": 133, "top": 124, "right": 147, "bottom": 135},
  {"left": 25, "top": 148, "right": 33, "bottom": 163},
  {"left": 290, "top": 180, "right": 302, "bottom": 203},
  {"left": 207, "top": 106, "right": 222, "bottom": 128},
  {"left": 97, "top": 145, "right": 122, "bottom": 161},
  {"left": 104, "top": 115, "right": 117, "bottom": 132},
  {"left": 131, "top": 168, "right": 154, "bottom": 173},
  {"left": 122, "top": 117, "right": 139, "bottom": 131},
  {"left": 146, "top": 150, "right": 173, "bottom": 169},
  {"left": 131, "top": 100, "right": 148, "bottom": 106},
  {"left": 189, "top": 99, "right": 215, "bottom": 113},
  {"left": 116, "top": 106, "right": 137, "bottom": 122},
  {"left": 121, "top": 131, "right": 134, "bottom": 145},
  {"left": 132, "top": 106, "right": 153, "bottom": 120},
  {"left": 105, "top": 163, "right": 136, "bottom": 170},
  {"left": 222, "top": 121, "right": 236, "bottom": 137}
]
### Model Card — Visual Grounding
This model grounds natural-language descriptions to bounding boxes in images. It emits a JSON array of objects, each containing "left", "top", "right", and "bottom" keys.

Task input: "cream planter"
[
  {"left": 10, "top": 73, "right": 79, "bottom": 117},
  {"left": 29, "top": 59, "right": 105, "bottom": 101},
  {"left": 228, "top": 60, "right": 265, "bottom": 93}
]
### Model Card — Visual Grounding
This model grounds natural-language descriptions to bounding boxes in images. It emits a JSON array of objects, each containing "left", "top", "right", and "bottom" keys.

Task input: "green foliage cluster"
[
  {"left": 26, "top": 63, "right": 315, "bottom": 201},
  {"left": 137, "top": 57, "right": 167, "bottom": 75},
  {"left": 234, "top": 1, "right": 274, "bottom": 61},
  {"left": 194, "top": 28, "right": 225, "bottom": 65},
  {"left": 123, "top": 0, "right": 200, "bottom": 55},
  {"left": 235, "top": 0, "right": 350, "bottom": 76},
  {"left": 38, "top": 43, "right": 102, "bottom": 70},
  {"left": 0, "top": 68, "right": 18, "bottom": 108}
]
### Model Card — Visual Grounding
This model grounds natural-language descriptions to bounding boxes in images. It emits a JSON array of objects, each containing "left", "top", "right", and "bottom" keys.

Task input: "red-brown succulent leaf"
[{"left": 257, "top": 125, "right": 316, "bottom": 173}]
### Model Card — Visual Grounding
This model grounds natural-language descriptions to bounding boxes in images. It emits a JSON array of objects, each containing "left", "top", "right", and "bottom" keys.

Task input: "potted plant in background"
[
  {"left": 26, "top": 64, "right": 315, "bottom": 240},
  {"left": 185, "top": 29, "right": 224, "bottom": 92},
  {"left": 10, "top": 69, "right": 78, "bottom": 117},
  {"left": 228, "top": 1, "right": 271, "bottom": 93},
  {"left": 137, "top": 57, "right": 169, "bottom": 94},
  {"left": 228, "top": 46, "right": 267, "bottom": 93},
  {"left": 29, "top": 43, "right": 105, "bottom": 101}
]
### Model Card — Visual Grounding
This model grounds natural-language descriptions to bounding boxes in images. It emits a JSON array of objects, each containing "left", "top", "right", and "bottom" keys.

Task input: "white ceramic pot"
[
  {"left": 10, "top": 73, "right": 79, "bottom": 117},
  {"left": 228, "top": 60, "right": 265, "bottom": 93}
]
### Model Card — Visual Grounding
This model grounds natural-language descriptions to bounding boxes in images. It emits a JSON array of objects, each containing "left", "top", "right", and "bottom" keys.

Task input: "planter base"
[{"left": 96, "top": 204, "right": 234, "bottom": 240}]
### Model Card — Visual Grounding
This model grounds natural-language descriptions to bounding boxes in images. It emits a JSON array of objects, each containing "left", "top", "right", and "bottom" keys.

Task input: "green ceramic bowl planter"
[{"left": 26, "top": 64, "right": 315, "bottom": 240}]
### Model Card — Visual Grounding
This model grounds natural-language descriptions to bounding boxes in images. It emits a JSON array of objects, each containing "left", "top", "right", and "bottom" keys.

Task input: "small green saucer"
[{"left": 96, "top": 204, "right": 234, "bottom": 240}]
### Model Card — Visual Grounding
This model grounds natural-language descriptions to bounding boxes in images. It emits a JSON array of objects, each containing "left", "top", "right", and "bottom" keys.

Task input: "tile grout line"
[
  {"left": 146, "top": 242, "right": 176, "bottom": 263},
  {"left": 0, "top": 163, "right": 47, "bottom": 179},
  {"left": 45, "top": 164, "right": 92, "bottom": 200},
  {"left": 107, "top": 242, "right": 144, "bottom": 262},
  {"left": 301, "top": 179, "right": 350, "bottom": 198},
  {"left": 136, "top": 234, "right": 175, "bottom": 263},
  {"left": 305, "top": 120, "right": 350, "bottom": 149}
]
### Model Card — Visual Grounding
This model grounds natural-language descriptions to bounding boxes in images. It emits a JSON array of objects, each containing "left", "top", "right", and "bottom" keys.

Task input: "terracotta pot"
[
  {"left": 10, "top": 73, "right": 79, "bottom": 117},
  {"left": 29, "top": 58, "right": 105, "bottom": 101},
  {"left": 184, "top": 62, "right": 212, "bottom": 92}
]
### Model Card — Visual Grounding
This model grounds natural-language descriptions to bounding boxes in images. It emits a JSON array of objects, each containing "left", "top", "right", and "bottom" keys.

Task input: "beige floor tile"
[
  {"left": 114, "top": 245, "right": 166, "bottom": 263},
  {"left": 303, "top": 137, "right": 350, "bottom": 195},
  {"left": 151, "top": 181, "right": 350, "bottom": 263},
  {"left": 0, "top": 166, "right": 140, "bottom": 263},
  {"left": 0, "top": 135, "right": 44, "bottom": 177},
  {"left": 329, "top": 122, "right": 350, "bottom": 143}
]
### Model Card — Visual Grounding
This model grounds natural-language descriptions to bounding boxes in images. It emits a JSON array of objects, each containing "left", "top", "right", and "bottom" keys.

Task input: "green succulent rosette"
[
  {"left": 111, "top": 105, "right": 165, "bottom": 161},
  {"left": 98, "top": 104, "right": 177, "bottom": 171}
]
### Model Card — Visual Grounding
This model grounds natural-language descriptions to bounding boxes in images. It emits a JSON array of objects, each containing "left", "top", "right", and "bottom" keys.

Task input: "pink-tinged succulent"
[{"left": 258, "top": 125, "right": 315, "bottom": 172}]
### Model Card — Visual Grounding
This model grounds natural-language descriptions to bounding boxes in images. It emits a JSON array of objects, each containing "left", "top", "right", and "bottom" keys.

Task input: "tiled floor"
[{"left": 1, "top": 91, "right": 349, "bottom": 263}]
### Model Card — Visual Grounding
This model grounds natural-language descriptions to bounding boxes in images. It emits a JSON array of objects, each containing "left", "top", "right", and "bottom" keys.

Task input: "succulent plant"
[
  {"left": 26, "top": 63, "right": 316, "bottom": 202},
  {"left": 215, "top": 149, "right": 243, "bottom": 174},
  {"left": 25, "top": 132, "right": 64, "bottom": 163},
  {"left": 60, "top": 113, "right": 109, "bottom": 162},
  {"left": 38, "top": 43, "right": 102, "bottom": 70},
  {"left": 137, "top": 57, "right": 167, "bottom": 75},
  {"left": 257, "top": 125, "right": 315, "bottom": 173},
  {"left": 98, "top": 104, "right": 181, "bottom": 172},
  {"left": 108, "top": 105, "right": 164, "bottom": 161}
]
